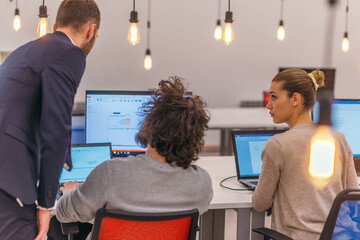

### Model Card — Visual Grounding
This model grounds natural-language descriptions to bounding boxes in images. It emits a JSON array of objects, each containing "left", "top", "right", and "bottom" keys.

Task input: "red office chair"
[
  {"left": 252, "top": 188, "right": 360, "bottom": 240},
  {"left": 89, "top": 208, "right": 199, "bottom": 240}
]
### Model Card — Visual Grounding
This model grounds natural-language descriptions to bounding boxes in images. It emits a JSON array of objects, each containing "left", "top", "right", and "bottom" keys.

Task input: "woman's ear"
[{"left": 292, "top": 92, "right": 302, "bottom": 107}]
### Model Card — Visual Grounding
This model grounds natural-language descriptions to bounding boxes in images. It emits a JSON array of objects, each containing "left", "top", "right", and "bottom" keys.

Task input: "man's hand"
[
  {"left": 60, "top": 181, "right": 79, "bottom": 195},
  {"left": 34, "top": 209, "right": 51, "bottom": 240}
]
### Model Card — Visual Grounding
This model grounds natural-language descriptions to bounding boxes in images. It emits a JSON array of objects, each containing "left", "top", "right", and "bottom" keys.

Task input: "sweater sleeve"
[
  {"left": 56, "top": 160, "right": 110, "bottom": 223},
  {"left": 252, "top": 137, "right": 282, "bottom": 212},
  {"left": 197, "top": 169, "right": 213, "bottom": 215}
]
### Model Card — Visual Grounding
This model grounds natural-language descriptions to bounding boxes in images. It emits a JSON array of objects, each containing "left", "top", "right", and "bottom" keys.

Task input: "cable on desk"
[{"left": 220, "top": 176, "right": 251, "bottom": 191}]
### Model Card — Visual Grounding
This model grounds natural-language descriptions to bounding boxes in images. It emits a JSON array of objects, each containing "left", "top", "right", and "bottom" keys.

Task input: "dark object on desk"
[
  {"left": 61, "top": 208, "right": 199, "bottom": 240},
  {"left": 240, "top": 100, "right": 264, "bottom": 108},
  {"left": 253, "top": 188, "right": 360, "bottom": 240}
]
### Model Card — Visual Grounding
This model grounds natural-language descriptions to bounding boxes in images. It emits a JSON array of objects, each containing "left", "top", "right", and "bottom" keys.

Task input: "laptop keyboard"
[{"left": 249, "top": 181, "right": 258, "bottom": 186}]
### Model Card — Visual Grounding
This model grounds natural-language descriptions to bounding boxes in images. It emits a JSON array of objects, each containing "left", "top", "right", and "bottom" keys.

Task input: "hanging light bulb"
[
  {"left": 277, "top": 0, "right": 285, "bottom": 41},
  {"left": 214, "top": 19, "right": 222, "bottom": 41},
  {"left": 13, "top": 8, "right": 21, "bottom": 32},
  {"left": 308, "top": 91, "right": 335, "bottom": 188},
  {"left": 144, "top": 49, "right": 152, "bottom": 70},
  {"left": 342, "top": 32, "right": 349, "bottom": 52},
  {"left": 277, "top": 20, "right": 285, "bottom": 41},
  {"left": 222, "top": 11, "right": 234, "bottom": 45},
  {"left": 36, "top": 2, "right": 49, "bottom": 38},
  {"left": 341, "top": 0, "right": 349, "bottom": 53},
  {"left": 127, "top": 3, "right": 140, "bottom": 46}
]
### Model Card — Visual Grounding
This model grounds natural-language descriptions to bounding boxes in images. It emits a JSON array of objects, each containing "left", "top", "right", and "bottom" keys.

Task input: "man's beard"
[{"left": 81, "top": 32, "right": 96, "bottom": 57}]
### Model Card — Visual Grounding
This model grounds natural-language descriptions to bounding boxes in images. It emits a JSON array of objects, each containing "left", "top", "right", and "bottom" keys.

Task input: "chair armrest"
[
  {"left": 252, "top": 227, "right": 294, "bottom": 240},
  {"left": 60, "top": 222, "right": 80, "bottom": 235}
]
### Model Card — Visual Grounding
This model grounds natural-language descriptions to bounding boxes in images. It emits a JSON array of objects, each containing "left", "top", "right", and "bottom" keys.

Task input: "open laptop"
[
  {"left": 59, "top": 143, "right": 112, "bottom": 183},
  {"left": 232, "top": 129, "right": 286, "bottom": 189}
]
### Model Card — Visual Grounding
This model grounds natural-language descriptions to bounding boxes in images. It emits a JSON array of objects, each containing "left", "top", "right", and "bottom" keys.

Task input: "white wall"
[{"left": 0, "top": 0, "right": 359, "bottom": 107}]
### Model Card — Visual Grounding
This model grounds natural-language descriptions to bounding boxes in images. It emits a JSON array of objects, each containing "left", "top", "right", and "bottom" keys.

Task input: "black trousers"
[
  {"left": 0, "top": 189, "right": 37, "bottom": 240},
  {"left": 47, "top": 215, "right": 93, "bottom": 240}
]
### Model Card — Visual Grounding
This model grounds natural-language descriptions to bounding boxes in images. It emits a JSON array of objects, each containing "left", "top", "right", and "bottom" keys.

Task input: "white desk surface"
[
  {"left": 195, "top": 156, "right": 254, "bottom": 210},
  {"left": 197, "top": 156, "right": 360, "bottom": 211},
  {"left": 207, "top": 108, "right": 288, "bottom": 129}
]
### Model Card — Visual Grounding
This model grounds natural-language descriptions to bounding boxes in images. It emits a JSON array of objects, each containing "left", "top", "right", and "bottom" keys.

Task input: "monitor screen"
[
  {"left": 234, "top": 134, "right": 272, "bottom": 177},
  {"left": 313, "top": 99, "right": 360, "bottom": 157},
  {"left": 279, "top": 67, "right": 335, "bottom": 93},
  {"left": 71, "top": 114, "right": 85, "bottom": 144},
  {"left": 86, "top": 91, "right": 152, "bottom": 157},
  {"left": 232, "top": 129, "right": 286, "bottom": 179},
  {"left": 59, "top": 143, "right": 112, "bottom": 183}
]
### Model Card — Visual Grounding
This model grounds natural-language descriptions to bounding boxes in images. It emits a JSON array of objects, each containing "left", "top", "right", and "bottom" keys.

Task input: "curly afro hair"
[{"left": 136, "top": 76, "right": 210, "bottom": 169}]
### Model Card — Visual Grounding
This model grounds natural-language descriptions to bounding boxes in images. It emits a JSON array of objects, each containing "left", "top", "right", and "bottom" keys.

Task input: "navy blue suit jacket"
[{"left": 0, "top": 31, "right": 86, "bottom": 208}]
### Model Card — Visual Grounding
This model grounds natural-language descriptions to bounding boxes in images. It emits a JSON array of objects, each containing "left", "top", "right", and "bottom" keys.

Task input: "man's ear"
[
  {"left": 85, "top": 23, "right": 96, "bottom": 40},
  {"left": 292, "top": 92, "right": 302, "bottom": 107}
]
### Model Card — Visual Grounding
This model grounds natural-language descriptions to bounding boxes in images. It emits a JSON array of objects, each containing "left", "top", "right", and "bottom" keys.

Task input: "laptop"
[
  {"left": 59, "top": 143, "right": 112, "bottom": 183},
  {"left": 232, "top": 129, "right": 286, "bottom": 189}
]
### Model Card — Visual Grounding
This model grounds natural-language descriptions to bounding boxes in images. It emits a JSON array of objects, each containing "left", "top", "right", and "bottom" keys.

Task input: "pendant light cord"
[
  {"left": 146, "top": 0, "right": 151, "bottom": 49},
  {"left": 345, "top": 0, "right": 349, "bottom": 32},
  {"left": 228, "top": 0, "right": 230, "bottom": 11},
  {"left": 43, "top": 0, "right": 45, "bottom": 6},
  {"left": 217, "top": 0, "right": 221, "bottom": 19},
  {"left": 133, "top": 0, "right": 135, "bottom": 11},
  {"left": 16, "top": 0, "right": 18, "bottom": 8},
  {"left": 280, "top": 0, "right": 284, "bottom": 20}
]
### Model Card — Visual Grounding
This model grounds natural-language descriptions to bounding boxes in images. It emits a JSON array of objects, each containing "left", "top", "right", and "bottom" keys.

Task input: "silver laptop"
[
  {"left": 59, "top": 143, "right": 112, "bottom": 183},
  {"left": 232, "top": 129, "right": 286, "bottom": 189}
]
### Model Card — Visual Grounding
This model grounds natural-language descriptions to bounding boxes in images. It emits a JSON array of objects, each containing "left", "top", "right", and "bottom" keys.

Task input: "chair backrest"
[
  {"left": 320, "top": 188, "right": 360, "bottom": 240},
  {"left": 91, "top": 208, "right": 199, "bottom": 240}
]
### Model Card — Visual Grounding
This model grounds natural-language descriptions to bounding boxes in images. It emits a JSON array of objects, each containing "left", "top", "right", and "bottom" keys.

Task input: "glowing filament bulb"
[
  {"left": 309, "top": 126, "right": 336, "bottom": 184},
  {"left": 13, "top": 9, "right": 21, "bottom": 32},
  {"left": 342, "top": 33, "right": 349, "bottom": 52},
  {"left": 128, "top": 23, "right": 140, "bottom": 45},
  {"left": 144, "top": 55, "right": 152, "bottom": 70},
  {"left": 37, "top": 5, "right": 49, "bottom": 38},
  {"left": 214, "top": 20, "right": 222, "bottom": 41},
  {"left": 37, "top": 18, "right": 49, "bottom": 38},
  {"left": 277, "top": 20, "right": 285, "bottom": 41},
  {"left": 222, "top": 23, "right": 234, "bottom": 45},
  {"left": 128, "top": 11, "right": 140, "bottom": 45}
]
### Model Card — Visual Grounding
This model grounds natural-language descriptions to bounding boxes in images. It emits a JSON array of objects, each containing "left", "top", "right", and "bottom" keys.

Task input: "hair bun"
[{"left": 310, "top": 69, "right": 325, "bottom": 89}]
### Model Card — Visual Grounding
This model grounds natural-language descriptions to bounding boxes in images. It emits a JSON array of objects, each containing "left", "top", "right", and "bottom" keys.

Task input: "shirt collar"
[{"left": 64, "top": 33, "right": 75, "bottom": 45}]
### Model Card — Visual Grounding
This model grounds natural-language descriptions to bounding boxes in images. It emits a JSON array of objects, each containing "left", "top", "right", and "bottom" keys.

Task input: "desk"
[
  {"left": 196, "top": 156, "right": 264, "bottom": 240},
  {"left": 208, "top": 108, "right": 288, "bottom": 155}
]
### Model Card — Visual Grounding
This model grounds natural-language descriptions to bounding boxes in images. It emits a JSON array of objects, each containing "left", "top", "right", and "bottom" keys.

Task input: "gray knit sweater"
[
  {"left": 56, "top": 154, "right": 213, "bottom": 225},
  {"left": 252, "top": 124, "right": 359, "bottom": 240}
]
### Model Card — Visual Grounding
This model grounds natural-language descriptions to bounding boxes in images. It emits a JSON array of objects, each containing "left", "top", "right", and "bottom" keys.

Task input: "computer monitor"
[
  {"left": 86, "top": 90, "right": 152, "bottom": 157},
  {"left": 313, "top": 99, "right": 360, "bottom": 157},
  {"left": 71, "top": 113, "right": 85, "bottom": 144},
  {"left": 279, "top": 67, "right": 335, "bottom": 93}
]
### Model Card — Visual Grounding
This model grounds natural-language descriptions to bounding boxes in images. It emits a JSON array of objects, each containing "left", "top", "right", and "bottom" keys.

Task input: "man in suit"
[{"left": 0, "top": 0, "right": 100, "bottom": 239}]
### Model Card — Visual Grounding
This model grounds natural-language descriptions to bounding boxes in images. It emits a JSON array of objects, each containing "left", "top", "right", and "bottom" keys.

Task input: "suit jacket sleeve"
[{"left": 37, "top": 46, "right": 85, "bottom": 208}]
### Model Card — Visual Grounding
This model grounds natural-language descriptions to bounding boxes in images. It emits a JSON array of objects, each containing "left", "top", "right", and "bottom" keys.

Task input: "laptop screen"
[
  {"left": 86, "top": 91, "right": 152, "bottom": 157},
  {"left": 232, "top": 130, "right": 286, "bottom": 179},
  {"left": 313, "top": 99, "right": 360, "bottom": 157},
  {"left": 59, "top": 143, "right": 112, "bottom": 183}
]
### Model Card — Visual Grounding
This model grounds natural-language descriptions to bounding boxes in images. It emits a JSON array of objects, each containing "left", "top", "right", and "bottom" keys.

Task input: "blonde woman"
[{"left": 252, "top": 69, "right": 358, "bottom": 239}]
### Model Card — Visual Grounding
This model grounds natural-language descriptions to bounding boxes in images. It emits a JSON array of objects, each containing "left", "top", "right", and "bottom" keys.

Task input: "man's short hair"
[{"left": 55, "top": 0, "right": 100, "bottom": 32}]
